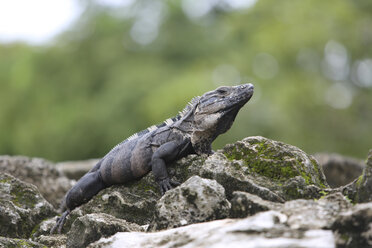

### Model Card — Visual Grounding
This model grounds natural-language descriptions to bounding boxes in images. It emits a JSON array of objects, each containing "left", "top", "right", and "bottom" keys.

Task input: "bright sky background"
[
  {"left": 0, "top": 0, "right": 256, "bottom": 45},
  {"left": 0, "top": 0, "right": 82, "bottom": 44}
]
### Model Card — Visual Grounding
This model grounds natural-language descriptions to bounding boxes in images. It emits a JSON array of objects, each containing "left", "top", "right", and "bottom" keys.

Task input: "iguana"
[{"left": 51, "top": 83, "right": 254, "bottom": 233}]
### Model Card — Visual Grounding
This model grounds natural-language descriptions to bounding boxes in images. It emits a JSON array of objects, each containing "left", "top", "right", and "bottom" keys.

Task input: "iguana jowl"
[{"left": 51, "top": 83, "right": 254, "bottom": 233}]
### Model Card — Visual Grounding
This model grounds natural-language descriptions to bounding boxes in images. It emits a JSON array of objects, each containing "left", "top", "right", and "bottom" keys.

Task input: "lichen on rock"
[
  {"left": 0, "top": 155, "right": 74, "bottom": 208},
  {"left": 341, "top": 149, "right": 372, "bottom": 204},
  {"left": 3, "top": 138, "right": 371, "bottom": 248},
  {"left": 72, "top": 173, "right": 160, "bottom": 226},
  {"left": 149, "top": 175, "right": 231, "bottom": 231},
  {"left": 170, "top": 136, "right": 328, "bottom": 201},
  {"left": 66, "top": 213, "right": 142, "bottom": 248},
  {"left": 230, "top": 191, "right": 282, "bottom": 218},
  {"left": 0, "top": 173, "right": 56, "bottom": 239},
  {"left": 223, "top": 136, "right": 327, "bottom": 187},
  {"left": 0, "top": 236, "right": 47, "bottom": 248}
]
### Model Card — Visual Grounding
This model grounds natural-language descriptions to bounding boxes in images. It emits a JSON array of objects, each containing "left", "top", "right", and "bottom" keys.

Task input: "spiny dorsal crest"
[{"left": 124, "top": 95, "right": 200, "bottom": 142}]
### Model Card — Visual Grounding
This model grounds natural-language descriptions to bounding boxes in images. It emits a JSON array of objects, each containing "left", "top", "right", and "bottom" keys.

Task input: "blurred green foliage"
[{"left": 1, "top": 0, "right": 371, "bottom": 161}]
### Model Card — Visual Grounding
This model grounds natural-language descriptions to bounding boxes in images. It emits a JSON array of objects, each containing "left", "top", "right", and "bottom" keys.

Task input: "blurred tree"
[{"left": 0, "top": 0, "right": 371, "bottom": 161}]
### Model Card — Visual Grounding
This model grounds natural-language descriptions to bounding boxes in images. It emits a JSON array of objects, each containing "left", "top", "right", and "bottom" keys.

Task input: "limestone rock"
[
  {"left": 230, "top": 191, "right": 282, "bottom": 218},
  {"left": 0, "top": 173, "right": 56, "bottom": 238},
  {"left": 170, "top": 136, "right": 328, "bottom": 201},
  {"left": 341, "top": 149, "right": 372, "bottom": 203},
  {"left": 90, "top": 211, "right": 335, "bottom": 248},
  {"left": 332, "top": 202, "right": 372, "bottom": 248},
  {"left": 0, "top": 237, "right": 46, "bottom": 248},
  {"left": 281, "top": 193, "right": 351, "bottom": 230},
  {"left": 31, "top": 216, "right": 60, "bottom": 238},
  {"left": 149, "top": 175, "right": 230, "bottom": 231},
  {"left": 69, "top": 173, "right": 160, "bottom": 227},
  {"left": 314, "top": 153, "right": 364, "bottom": 188},
  {"left": 33, "top": 235, "right": 67, "bottom": 248},
  {"left": 66, "top": 213, "right": 142, "bottom": 248},
  {"left": 0, "top": 155, "right": 74, "bottom": 208}
]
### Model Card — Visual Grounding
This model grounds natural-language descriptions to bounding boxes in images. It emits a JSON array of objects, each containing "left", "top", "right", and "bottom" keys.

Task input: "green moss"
[
  {"left": 223, "top": 139, "right": 326, "bottom": 189},
  {"left": 340, "top": 233, "right": 350, "bottom": 242},
  {"left": 30, "top": 223, "right": 40, "bottom": 237},
  {"left": 283, "top": 185, "right": 303, "bottom": 199},
  {"left": 3, "top": 239, "right": 47, "bottom": 248},
  {"left": 310, "top": 158, "right": 327, "bottom": 188},
  {"left": 0, "top": 178, "right": 11, "bottom": 183},
  {"left": 247, "top": 160, "right": 299, "bottom": 182},
  {"left": 10, "top": 184, "right": 38, "bottom": 208},
  {"left": 356, "top": 175, "right": 364, "bottom": 187},
  {"left": 133, "top": 179, "right": 158, "bottom": 193},
  {"left": 231, "top": 161, "right": 241, "bottom": 170},
  {"left": 344, "top": 195, "right": 354, "bottom": 204},
  {"left": 224, "top": 141, "right": 302, "bottom": 183},
  {"left": 300, "top": 171, "right": 311, "bottom": 185},
  {"left": 17, "top": 239, "right": 34, "bottom": 248},
  {"left": 317, "top": 190, "right": 329, "bottom": 200}
]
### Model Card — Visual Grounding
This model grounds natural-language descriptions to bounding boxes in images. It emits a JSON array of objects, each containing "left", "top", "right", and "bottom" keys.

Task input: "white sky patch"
[
  {"left": 321, "top": 40, "right": 349, "bottom": 81},
  {"left": 96, "top": 0, "right": 135, "bottom": 7},
  {"left": 182, "top": 0, "right": 256, "bottom": 20},
  {"left": 0, "top": 0, "right": 82, "bottom": 44},
  {"left": 352, "top": 59, "right": 372, "bottom": 88},
  {"left": 129, "top": 0, "right": 166, "bottom": 45},
  {"left": 325, "top": 83, "right": 353, "bottom": 109},
  {"left": 221, "top": 0, "right": 257, "bottom": 9}
]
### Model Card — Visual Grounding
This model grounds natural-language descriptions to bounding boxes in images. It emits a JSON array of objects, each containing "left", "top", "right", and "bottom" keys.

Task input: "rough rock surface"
[
  {"left": 70, "top": 173, "right": 160, "bottom": 227},
  {"left": 90, "top": 211, "right": 335, "bottom": 248},
  {"left": 230, "top": 191, "right": 282, "bottom": 218},
  {"left": 170, "top": 136, "right": 328, "bottom": 201},
  {"left": 2, "top": 137, "right": 372, "bottom": 248},
  {"left": 342, "top": 149, "right": 372, "bottom": 203},
  {"left": 281, "top": 193, "right": 351, "bottom": 230},
  {"left": 32, "top": 173, "right": 160, "bottom": 235},
  {"left": 149, "top": 176, "right": 231, "bottom": 231},
  {"left": 33, "top": 235, "right": 67, "bottom": 248},
  {"left": 315, "top": 153, "right": 365, "bottom": 188},
  {"left": 332, "top": 202, "right": 372, "bottom": 248},
  {"left": 0, "top": 155, "right": 74, "bottom": 208},
  {"left": 31, "top": 216, "right": 60, "bottom": 238},
  {"left": 66, "top": 213, "right": 142, "bottom": 248},
  {"left": 0, "top": 173, "right": 56, "bottom": 239},
  {"left": 0, "top": 237, "right": 47, "bottom": 248}
]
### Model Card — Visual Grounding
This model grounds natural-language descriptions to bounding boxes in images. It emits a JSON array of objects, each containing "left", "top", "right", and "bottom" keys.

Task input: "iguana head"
[{"left": 178, "top": 83, "right": 254, "bottom": 154}]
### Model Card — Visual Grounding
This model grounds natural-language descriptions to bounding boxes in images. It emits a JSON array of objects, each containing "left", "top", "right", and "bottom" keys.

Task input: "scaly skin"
[{"left": 51, "top": 83, "right": 254, "bottom": 234}]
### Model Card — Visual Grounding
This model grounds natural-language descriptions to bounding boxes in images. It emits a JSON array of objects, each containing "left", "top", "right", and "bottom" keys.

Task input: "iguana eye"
[{"left": 217, "top": 87, "right": 228, "bottom": 94}]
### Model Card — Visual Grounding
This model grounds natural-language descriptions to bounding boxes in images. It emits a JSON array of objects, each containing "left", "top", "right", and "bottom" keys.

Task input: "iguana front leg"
[{"left": 152, "top": 140, "right": 184, "bottom": 194}]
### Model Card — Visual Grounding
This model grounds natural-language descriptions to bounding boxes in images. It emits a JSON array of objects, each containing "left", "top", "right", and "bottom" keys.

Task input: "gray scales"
[{"left": 51, "top": 84, "right": 254, "bottom": 233}]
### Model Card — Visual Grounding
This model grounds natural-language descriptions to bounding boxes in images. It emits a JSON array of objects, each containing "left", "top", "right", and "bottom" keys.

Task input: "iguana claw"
[{"left": 50, "top": 210, "right": 70, "bottom": 234}]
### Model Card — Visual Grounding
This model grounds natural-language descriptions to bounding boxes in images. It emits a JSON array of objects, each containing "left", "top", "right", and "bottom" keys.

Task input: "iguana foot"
[
  {"left": 50, "top": 210, "right": 70, "bottom": 234},
  {"left": 157, "top": 178, "right": 180, "bottom": 195}
]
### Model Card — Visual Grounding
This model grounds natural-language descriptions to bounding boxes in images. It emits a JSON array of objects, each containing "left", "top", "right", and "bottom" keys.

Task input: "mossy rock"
[
  {"left": 0, "top": 237, "right": 47, "bottom": 248},
  {"left": 342, "top": 149, "right": 372, "bottom": 203},
  {"left": 67, "top": 213, "right": 142, "bottom": 248},
  {"left": 170, "top": 136, "right": 328, "bottom": 201},
  {"left": 223, "top": 136, "right": 327, "bottom": 186},
  {"left": 62, "top": 173, "right": 161, "bottom": 231},
  {"left": 0, "top": 173, "right": 56, "bottom": 239}
]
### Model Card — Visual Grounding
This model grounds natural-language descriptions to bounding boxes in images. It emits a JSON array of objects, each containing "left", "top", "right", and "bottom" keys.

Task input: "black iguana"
[{"left": 51, "top": 83, "right": 254, "bottom": 233}]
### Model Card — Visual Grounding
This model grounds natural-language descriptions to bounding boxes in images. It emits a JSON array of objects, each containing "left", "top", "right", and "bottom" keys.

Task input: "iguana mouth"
[{"left": 221, "top": 83, "right": 254, "bottom": 112}]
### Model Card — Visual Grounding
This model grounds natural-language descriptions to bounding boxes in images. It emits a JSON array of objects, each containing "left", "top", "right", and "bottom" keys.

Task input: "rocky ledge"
[{"left": 0, "top": 136, "right": 371, "bottom": 248}]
